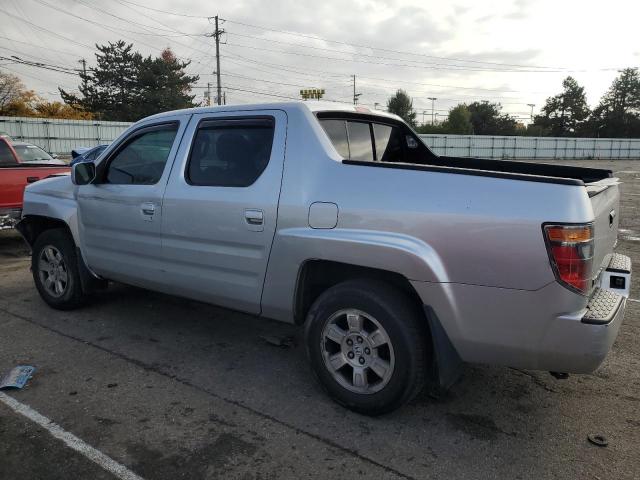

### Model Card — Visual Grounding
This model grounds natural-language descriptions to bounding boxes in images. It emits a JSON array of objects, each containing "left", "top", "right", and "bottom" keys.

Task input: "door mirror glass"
[{"left": 72, "top": 161, "right": 96, "bottom": 185}]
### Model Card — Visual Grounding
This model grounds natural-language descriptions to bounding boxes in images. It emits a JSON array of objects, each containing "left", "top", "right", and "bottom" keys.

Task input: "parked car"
[
  {"left": 70, "top": 144, "right": 108, "bottom": 166},
  {"left": 16, "top": 102, "right": 631, "bottom": 415},
  {"left": 0, "top": 137, "right": 69, "bottom": 229}
]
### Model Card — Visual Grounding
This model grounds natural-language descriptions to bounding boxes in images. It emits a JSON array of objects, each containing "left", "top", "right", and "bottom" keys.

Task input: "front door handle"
[
  {"left": 244, "top": 209, "right": 264, "bottom": 231},
  {"left": 27, "top": 176, "right": 39, "bottom": 183}
]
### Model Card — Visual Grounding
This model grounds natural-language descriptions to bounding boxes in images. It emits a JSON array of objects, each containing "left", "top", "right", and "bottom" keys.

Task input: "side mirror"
[
  {"left": 51, "top": 154, "right": 59, "bottom": 159},
  {"left": 72, "top": 162, "right": 96, "bottom": 185}
]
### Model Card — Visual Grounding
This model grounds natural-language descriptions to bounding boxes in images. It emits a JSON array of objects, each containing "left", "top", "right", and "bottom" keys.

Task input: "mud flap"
[
  {"left": 76, "top": 247, "right": 108, "bottom": 293},
  {"left": 424, "top": 306, "right": 463, "bottom": 392}
]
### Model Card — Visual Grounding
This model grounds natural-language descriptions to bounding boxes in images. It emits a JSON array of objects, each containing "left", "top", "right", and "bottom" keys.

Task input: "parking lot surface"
[{"left": 1, "top": 159, "right": 639, "bottom": 480}]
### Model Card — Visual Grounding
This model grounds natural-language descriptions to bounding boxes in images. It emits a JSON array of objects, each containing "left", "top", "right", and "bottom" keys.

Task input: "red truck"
[{"left": 0, "top": 137, "right": 69, "bottom": 229}]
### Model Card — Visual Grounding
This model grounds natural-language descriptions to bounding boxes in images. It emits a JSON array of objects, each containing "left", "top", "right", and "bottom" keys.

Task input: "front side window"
[
  {"left": 187, "top": 118, "right": 274, "bottom": 187},
  {"left": 105, "top": 124, "right": 178, "bottom": 185}
]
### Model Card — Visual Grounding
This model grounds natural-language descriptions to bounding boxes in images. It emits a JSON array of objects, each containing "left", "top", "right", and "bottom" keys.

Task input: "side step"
[
  {"left": 582, "top": 288, "right": 624, "bottom": 325},
  {"left": 596, "top": 253, "right": 632, "bottom": 299}
]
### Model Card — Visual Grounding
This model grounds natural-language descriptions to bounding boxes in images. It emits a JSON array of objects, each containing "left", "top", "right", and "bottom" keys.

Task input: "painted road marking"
[
  {"left": 0, "top": 392, "right": 144, "bottom": 480},
  {"left": 629, "top": 298, "right": 640, "bottom": 303}
]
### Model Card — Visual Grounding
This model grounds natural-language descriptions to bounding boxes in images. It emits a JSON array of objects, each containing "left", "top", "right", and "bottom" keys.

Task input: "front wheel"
[
  {"left": 32, "top": 228, "right": 86, "bottom": 310},
  {"left": 305, "top": 279, "right": 429, "bottom": 415}
]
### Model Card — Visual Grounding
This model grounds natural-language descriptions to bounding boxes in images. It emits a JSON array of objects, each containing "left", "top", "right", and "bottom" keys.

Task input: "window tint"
[
  {"left": 346, "top": 121, "right": 374, "bottom": 162},
  {"left": 187, "top": 119, "right": 274, "bottom": 187},
  {"left": 106, "top": 124, "right": 178, "bottom": 185},
  {"left": 373, "top": 123, "right": 404, "bottom": 163},
  {"left": 0, "top": 141, "right": 16, "bottom": 166},
  {"left": 320, "top": 120, "right": 349, "bottom": 158}
]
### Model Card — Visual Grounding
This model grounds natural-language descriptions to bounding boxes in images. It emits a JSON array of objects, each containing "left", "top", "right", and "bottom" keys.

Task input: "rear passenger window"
[
  {"left": 346, "top": 121, "right": 374, "bottom": 162},
  {"left": 187, "top": 118, "right": 274, "bottom": 187},
  {"left": 373, "top": 123, "right": 404, "bottom": 163},
  {"left": 320, "top": 120, "right": 349, "bottom": 159}
]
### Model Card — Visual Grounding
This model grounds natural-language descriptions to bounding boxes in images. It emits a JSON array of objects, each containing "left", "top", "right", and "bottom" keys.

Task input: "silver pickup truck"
[{"left": 17, "top": 102, "right": 631, "bottom": 415}]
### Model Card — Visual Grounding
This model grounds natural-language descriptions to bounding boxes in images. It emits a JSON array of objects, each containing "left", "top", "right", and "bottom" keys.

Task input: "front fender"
[{"left": 21, "top": 177, "right": 80, "bottom": 247}]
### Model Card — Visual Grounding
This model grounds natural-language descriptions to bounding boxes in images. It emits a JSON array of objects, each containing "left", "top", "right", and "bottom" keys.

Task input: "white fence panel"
[
  {"left": 420, "top": 134, "right": 640, "bottom": 159},
  {"left": 1, "top": 116, "right": 639, "bottom": 159},
  {"left": 0, "top": 116, "right": 132, "bottom": 154}
]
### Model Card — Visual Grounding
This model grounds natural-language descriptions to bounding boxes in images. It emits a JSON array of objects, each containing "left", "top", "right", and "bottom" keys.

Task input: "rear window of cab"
[{"left": 318, "top": 116, "right": 428, "bottom": 164}]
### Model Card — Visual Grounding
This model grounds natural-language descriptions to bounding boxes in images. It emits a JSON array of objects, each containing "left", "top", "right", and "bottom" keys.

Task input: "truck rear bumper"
[
  {"left": 537, "top": 293, "right": 625, "bottom": 373},
  {"left": 411, "top": 254, "right": 631, "bottom": 374}
]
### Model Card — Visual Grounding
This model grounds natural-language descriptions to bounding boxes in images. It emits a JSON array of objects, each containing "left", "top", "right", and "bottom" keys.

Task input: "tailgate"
[{"left": 587, "top": 178, "right": 620, "bottom": 281}]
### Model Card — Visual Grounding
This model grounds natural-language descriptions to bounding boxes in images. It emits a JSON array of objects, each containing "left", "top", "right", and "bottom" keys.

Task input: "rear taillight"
[{"left": 543, "top": 224, "right": 594, "bottom": 294}]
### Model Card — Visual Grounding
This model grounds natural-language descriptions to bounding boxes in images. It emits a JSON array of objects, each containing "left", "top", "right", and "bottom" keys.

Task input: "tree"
[
  {"left": 588, "top": 68, "right": 640, "bottom": 138},
  {"left": 386, "top": 90, "right": 417, "bottom": 127},
  {"left": 467, "top": 101, "right": 517, "bottom": 135},
  {"left": 136, "top": 48, "right": 199, "bottom": 117},
  {"left": 533, "top": 76, "right": 590, "bottom": 136},
  {"left": 60, "top": 41, "right": 199, "bottom": 121},
  {"left": 0, "top": 72, "right": 25, "bottom": 113},
  {"left": 61, "top": 41, "right": 141, "bottom": 121},
  {"left": 443, "top": 104, "right": 473, "bottom": 134}
]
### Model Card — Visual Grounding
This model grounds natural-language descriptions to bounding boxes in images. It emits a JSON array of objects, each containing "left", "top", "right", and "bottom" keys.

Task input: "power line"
[{"left": 221, "top": 18, "right": 622, "bottom": 72}]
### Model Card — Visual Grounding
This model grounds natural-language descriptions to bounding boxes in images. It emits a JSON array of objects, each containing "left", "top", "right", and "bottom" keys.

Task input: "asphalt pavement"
[{"left": 1, "top": 159, "right": 639, "bottom": 480}]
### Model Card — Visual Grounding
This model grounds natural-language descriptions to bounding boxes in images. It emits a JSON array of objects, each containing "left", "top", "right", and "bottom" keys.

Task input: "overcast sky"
[{"left": 1, "top": 0, "right": 639, "bottom": 123}]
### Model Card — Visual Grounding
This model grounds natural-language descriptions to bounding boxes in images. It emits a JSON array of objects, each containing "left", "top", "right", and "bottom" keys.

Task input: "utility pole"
[
  {"left": 351, "top": 75, "right": 361, "bottom": 105},
  {"left": 78, "top": 58, "right": 87, "bottom": 90},
  {"left": 527, "top": 103, "right": 535, "bottom": 123},
  {"left": 427, "top": 97, "right": 437, "bottom": 125},
  {"left": 422, "top": 110, "right": 427, "bottom": 125},
  {"left": 206, "top": 16, "right": 225, "bottom": 106},
  {"left": 206, "top": 82, "right": 211, "bottom": 106}
]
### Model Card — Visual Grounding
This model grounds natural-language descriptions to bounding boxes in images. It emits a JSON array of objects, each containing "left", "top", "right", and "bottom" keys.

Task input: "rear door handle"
[
  {"left": 141, "top": 202, "right": 156, "bottom": 220},
  {"left": 244, "top": 209, "right": 264, "bottom": 231}
]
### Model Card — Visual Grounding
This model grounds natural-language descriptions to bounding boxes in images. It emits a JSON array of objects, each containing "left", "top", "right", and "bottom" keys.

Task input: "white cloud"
[{"left": 1, "top": 0, "right": 638, "bottom": 121}]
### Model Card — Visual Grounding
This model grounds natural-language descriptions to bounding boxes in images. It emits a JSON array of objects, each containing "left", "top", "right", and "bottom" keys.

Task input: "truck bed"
[{"left": 432, "top": 156, "right": 613, "bottom": 184}]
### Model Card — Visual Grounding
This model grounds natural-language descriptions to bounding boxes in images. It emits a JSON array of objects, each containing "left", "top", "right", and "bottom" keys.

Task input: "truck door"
[
  {"left": 160, "top": 110, "right": 287, "bottom": 314},
  {"left": 76, "top": 117, "right": 187, "bottom": 288}
]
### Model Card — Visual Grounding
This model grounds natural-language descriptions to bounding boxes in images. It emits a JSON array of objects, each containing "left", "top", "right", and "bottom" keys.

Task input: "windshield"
[{"left": 14, "top": 145, "right": 54, "bottom": 162}]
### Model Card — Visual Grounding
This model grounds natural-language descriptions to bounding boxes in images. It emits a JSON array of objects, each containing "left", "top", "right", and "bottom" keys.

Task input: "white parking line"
[
  {"left": 629, "top": 298, "right": 640, "bottom": 303},
  {"left": 0, "top": 392, "right": 144, "bottom": 480}
]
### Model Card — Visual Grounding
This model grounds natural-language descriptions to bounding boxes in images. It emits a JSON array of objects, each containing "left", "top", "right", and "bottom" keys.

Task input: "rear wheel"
[
  {"left": 305, "top": 279, "right": 428, "bottom": 415},
  {"left": 32, "top": 229, "right": 86, "bottom": 310}
]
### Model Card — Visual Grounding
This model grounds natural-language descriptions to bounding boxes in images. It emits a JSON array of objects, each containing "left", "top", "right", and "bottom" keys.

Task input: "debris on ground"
[
  {"left": 260, "top": 334, "right": 295, "bottom": 348},
  {"left": 587, "top": 434, "right": 609, "bottom": 447},
  {"left": 0, "top": 365, "right": 36, "bottom": 390}
]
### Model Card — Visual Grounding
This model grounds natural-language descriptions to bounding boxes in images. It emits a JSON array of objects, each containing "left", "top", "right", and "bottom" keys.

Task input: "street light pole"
[
  {"left": 427, "top": 97, "right": 437, "bottom": 125},
  {"left": 527, "top": 103, "right": 535, "bottom": 123}
]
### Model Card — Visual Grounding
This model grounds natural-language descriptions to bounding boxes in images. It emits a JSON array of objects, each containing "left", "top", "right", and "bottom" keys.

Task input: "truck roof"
[{"left": 142, "top": 101, "right": 402, "bottom": 123}]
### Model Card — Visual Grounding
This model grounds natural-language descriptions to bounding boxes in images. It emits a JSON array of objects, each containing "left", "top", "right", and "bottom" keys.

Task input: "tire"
[
  {"left": 305, "top": 279, "right": 428, "bottom": 416},
  {"left": 31, "top": 228, "right": 86, "bottom": 310}
]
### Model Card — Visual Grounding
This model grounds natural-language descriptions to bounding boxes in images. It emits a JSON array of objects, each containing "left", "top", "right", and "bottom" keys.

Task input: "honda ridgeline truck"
[{"left": 16, "top": 102, "right": 631, "bottom": 415}]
